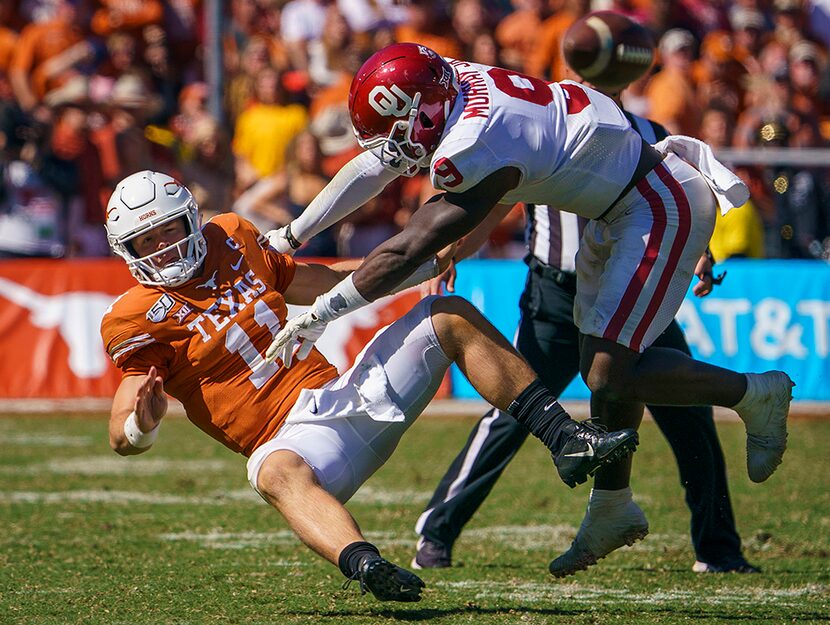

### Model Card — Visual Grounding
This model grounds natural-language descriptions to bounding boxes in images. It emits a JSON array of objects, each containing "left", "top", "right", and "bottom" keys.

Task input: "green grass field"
[{"left": 1, "top": 413, "right": 828, "bottom": 624}]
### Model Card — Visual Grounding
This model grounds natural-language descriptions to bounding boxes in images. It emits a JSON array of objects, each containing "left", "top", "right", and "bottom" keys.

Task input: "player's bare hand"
[
  {"left": 133, "top": 366, "right": 167, "bottom": 432},
  {"left": 265, "top": 311, "right": 327, "bottom": 367},
  {"left": 435, "top": 242, "right": 457, "bottom": 273},
  {"left": 421, "top": 260, "right": 457, "bottom": 296},
  {"left": 692, "top": 253, "right": 714, "bottom": 298}
]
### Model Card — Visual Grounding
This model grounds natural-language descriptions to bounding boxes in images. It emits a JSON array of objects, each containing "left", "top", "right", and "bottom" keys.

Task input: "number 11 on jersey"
[{"left": 225, "top": 299, "right": 282, "bottom": 389}]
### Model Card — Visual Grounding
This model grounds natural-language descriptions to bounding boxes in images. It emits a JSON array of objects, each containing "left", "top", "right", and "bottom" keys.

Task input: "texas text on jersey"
[
  {"left": 428, "top": 59, "right": 643, "bottom": 218},
  {"left": 101, "top": 213, "right": 338, "bottom": 456}
]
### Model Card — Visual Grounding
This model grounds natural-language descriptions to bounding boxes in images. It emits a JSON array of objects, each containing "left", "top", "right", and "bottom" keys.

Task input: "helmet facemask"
[
  {"left": 357, "top": 93, "right": 427, "bottom": 176},
  {"left": 357, "top": 92, "right": 456, "bottom": 177}
]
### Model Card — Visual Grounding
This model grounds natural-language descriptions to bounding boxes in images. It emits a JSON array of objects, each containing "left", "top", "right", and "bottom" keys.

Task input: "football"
[{"left": 563, "top": 11, "right": 655, "bottom": 91}]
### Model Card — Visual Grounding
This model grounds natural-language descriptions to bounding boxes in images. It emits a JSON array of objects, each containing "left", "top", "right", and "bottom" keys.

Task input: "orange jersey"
[{"left": 100, "top": 214, "right": 339, "bottom": 456}]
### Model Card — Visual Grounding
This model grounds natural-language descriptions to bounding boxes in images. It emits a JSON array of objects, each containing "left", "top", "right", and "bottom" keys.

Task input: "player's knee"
[
  {"left": 429, "top": 295, "right": 477, "bottom": 342},
  {"left": 430, "top": 294, "right": 475, "bottom": 317},
  {"left": 257, "top": 450, "right": 315, "bottom": 503},
  {"left": 583, "top": 366, "right": 634, "bottom": 402}
]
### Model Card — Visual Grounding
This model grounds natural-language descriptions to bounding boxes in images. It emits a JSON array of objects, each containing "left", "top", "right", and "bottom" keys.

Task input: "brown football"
[{"left": 563, "top": 11, "right": 655, "bottom": 91}]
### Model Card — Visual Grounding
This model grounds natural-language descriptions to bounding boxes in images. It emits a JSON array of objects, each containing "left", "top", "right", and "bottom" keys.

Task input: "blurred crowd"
[{"left": 0, "top": 0, "right": 829, "bottom": 261}]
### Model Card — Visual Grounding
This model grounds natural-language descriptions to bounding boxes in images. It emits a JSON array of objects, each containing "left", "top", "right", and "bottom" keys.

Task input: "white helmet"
[{"left": 105, "top": 170, "right": 207, "bottom": 287}]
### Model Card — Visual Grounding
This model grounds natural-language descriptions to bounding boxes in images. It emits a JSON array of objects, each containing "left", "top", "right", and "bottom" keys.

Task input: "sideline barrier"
[
  {"left": 0, "top": 259, "right": 434, "bottom": 399},
  {"left": 451, "top": 259, "right": 830, "bottom": 401},
  {"left": 2, "top": 258, "right": 828, "bottom": 401}
]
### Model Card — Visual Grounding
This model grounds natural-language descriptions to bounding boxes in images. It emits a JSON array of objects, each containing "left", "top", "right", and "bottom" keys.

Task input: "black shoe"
[
  {"left": 411, "top": 537, "right": 452, "bottom": 569},
  {"left": 346, "top": 556, "right": 425, "bottom": 602},
  {"left": 553, "top": 419, "right": 639, "bottom": 488},
  {"left": 693, "top": 559, "right": 761, "bottom": 574}
]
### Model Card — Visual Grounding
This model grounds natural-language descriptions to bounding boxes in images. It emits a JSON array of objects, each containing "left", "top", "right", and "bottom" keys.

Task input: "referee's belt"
[{"left": 525, "top": 256, "right": 577, "bottom": 291}]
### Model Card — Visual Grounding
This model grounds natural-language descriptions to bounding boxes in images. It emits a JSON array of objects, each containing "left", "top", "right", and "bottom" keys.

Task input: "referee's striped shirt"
[{"left": 526, "top": 111, "right": 669, "bottom": 272}]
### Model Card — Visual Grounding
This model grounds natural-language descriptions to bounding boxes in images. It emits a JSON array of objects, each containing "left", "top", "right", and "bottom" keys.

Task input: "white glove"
[
  {"left": 266, "top": 225, "right": 300, "bottom": 256},
  {"left": 265, "top": 310, "right": 328, "bottom": 367}
]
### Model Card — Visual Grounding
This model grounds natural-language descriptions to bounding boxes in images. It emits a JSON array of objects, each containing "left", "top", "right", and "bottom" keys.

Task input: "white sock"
[
  {"left": 731, "top": 373, "right": 755, "bottom": 416},
  {"left": 589, "top": 487, "right": 633, "bottom": 507}
]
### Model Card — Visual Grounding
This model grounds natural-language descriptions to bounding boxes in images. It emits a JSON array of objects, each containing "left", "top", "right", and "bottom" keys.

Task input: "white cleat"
[
  {"left": 734, "top": 371, "right": 793, "bottom": 483},
  {"left": 549, "top": 499, "right": 649, "bottom": 578}
]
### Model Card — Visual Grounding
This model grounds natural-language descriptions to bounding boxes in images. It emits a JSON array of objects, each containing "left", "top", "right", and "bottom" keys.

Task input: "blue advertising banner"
[{"left": 450, "top": 259, "right": 830, "bottom": 401}]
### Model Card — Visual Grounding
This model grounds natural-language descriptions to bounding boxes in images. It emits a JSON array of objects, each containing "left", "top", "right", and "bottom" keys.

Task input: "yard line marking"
[
  {"left": 349, "top": 485, "right": 432, "bottom": 505},
  {"left": 0, "top": 433, "right": 93, "bottom": 447},
  {"left": 0, "top": 490, "right": 260, "bottom": 506},
  {"left": 153, "top": 526, "right": 692, "bottom": 553},
  {"left": 0, "top": 485, "right": 432, "bottom": 507},
  {"left": 0, "top": 457, "right": 232, "bottom": 476},
  {"left": 435, "top": 580, "right": 829, "bottom": 607},
  {"left": 158, "top": 529, "right": 423, "bottom": 549},
  {"left": 457, "top": 525, "right": 689, "bottom": 551},
  {"left": 160, "top": 529, "right": 299, "bottom": 548}
]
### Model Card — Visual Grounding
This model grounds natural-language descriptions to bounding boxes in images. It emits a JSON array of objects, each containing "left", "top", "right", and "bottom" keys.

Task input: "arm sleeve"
[{"left": 289, "top": 150, "right": 399, "bottom": 243}]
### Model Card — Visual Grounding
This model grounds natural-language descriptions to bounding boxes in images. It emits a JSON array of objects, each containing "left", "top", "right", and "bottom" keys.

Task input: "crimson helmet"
[{"left": 349, "top": 43, "right": 459, "bottom": 176}]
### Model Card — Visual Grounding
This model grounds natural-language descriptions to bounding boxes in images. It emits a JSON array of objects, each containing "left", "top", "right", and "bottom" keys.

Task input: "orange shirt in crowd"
[
  {"left": 394, "top": 25, "right": 462, "bottom": 60},
  {"left": 101, "top": 214, "right": 339, "bottom": 457},
  {"left": 309, "top": 72, "right": 351, "bottom": 120},
  {"left": 526, "top": 10, "right": 580, "bottom": 81},
  {"left": 645, "top": 66, "right": 701, "bottom": 136},
  {"left": 308, "top": 71, "right": 362, "bottom": 175},
  {"left": 91, "top": 0, "right": 164, "bottom": 36},
  {"left": 9, "top": 19, "right": 85, "bottom": 99},
  {"left": 494, "top": 8, "right": 542, "bottom": 70},
  {"left": 0, "top": 27, "right": 16, "bottom": 72}
]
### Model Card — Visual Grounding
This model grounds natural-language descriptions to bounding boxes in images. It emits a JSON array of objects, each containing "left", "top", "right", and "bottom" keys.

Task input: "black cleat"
[
  {"left": 553, "top": 420, "right": 639, "bottom": 488},
  {"left": 346, "top": 556, "right": 425, "bottom": 602},
  {"left": 411, "top": 537, "right": 452, "bottom": 569}
]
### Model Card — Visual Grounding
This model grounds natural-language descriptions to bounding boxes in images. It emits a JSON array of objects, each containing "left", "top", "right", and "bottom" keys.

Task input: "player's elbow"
[
  {"left": 110, "top": 433, "right": 131, "bottom": 455},
  {"left": 111, "top": 440, "right": 148, "bottom": 456},
  {"left": 109, "top": 429, "right": 145, "bottom": 456}
]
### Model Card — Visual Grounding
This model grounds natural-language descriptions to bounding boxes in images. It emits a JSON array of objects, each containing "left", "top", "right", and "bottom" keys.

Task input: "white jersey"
[{"left": 429, "top": 60, "right": 643, "bottom": 219}]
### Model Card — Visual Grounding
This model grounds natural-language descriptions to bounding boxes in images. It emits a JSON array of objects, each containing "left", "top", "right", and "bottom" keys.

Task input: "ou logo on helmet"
[{"left": 368, "top": 84, "right": 414, "bottom": 117}]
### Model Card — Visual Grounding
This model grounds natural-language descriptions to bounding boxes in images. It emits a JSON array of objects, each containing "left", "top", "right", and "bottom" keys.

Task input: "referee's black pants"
[{"left": 418, "top": 268, "right": 745, "bottom": 566}]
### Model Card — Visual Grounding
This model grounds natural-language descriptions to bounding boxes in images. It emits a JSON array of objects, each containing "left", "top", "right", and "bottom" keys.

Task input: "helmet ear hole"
[{"left": 419, "top": 112, "right": 434, "bottom": 129}]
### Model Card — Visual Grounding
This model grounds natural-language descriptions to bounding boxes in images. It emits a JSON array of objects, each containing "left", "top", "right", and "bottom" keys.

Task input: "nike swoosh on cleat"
[
  {"left": 563, "top": 442, "right": 594, "bottom": 458},
  {"left": 544, "top": 400, "right": 558, "bottom": 411},
  {"left": 231, "top": 257, "right": 243, "bottom": 271}
]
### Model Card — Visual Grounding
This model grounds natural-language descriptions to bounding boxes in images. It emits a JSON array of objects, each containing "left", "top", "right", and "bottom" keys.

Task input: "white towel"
[{"left": 653, "top": 135, "right": 749, "bottom": 215}]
